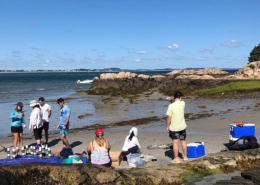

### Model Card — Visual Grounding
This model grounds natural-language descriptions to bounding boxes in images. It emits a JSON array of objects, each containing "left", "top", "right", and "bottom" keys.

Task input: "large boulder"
[
  {"left": 235, "top": 61, "right": 260, "bottom": 78},
  {"left": 138, "top": 74, "right": 150, "bottom": 80},
  {"left": 196, "top": 68, "right": 229, "bottom": 75},
  {"left": 165, "top": 70, "right": 183, "bottom": 76},
  {"left": 116, "top": 72, "right": 137, "bottom": 79},
  {"left": 151, "top": 75, "right": 165, "bottom": 81},
  {"left": 175, "top": 75, "right": 215, "bottom": 80},
  {"left": 100, "top": 73, "right": 117, "bottom": 80}
]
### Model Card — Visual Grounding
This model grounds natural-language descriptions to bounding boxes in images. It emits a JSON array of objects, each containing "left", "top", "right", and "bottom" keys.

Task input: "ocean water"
[
  {"left": 0, "top": 71, "right": 172, "bottom": 137},
  {"left": 0, "top": 69, "right": 238, "bottom": 138}
]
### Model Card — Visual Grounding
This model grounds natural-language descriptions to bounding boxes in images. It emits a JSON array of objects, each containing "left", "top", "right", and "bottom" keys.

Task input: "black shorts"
[
  {"left": 11, "top": 126, "right": 23, "bottom": 133},
  {"left": 169, "top": 129, "right": 186, "bottom": 140},
  {"left": 34, "top": 127, "right": 43, "bottom": 140},
  {"left": 121, "top": 145, "right": 139, "bottom": 161}
]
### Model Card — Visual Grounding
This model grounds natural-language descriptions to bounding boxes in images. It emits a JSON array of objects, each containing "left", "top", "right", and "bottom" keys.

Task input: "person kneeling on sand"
[
  {"left": 166, "top": 91, "right": 188, "bottom": 164},
  {"left": 121, "top": 127, "right": 141, "bottom": 161},
  {"left": 87, "top": 128, "right": 111, "bottom": 167}
]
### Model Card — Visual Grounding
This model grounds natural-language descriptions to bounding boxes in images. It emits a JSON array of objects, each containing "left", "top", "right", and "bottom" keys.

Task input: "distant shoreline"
[{"left": 0, "top": 68, "right": 240, "bottom": 74}]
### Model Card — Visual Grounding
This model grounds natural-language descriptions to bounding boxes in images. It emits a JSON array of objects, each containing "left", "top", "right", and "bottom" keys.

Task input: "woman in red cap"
[{"left": 87, "top": 128, "right": 111, "bottom": 167}]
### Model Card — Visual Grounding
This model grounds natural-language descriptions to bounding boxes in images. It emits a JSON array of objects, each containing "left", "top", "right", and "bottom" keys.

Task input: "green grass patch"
[{"left": 196, "top": 81, "right": 260, "bottom": 95}]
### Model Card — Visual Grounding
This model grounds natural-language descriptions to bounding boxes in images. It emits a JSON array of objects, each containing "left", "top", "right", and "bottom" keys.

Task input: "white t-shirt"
[
  {"left": 40, "top": 103, "right": 51, "bottom": 123},
  {"left": 122, "top": 135, "right": 141, "bottom": 151},
  {"left": 29, "top": 107, "right": 43, "bottom": 129}
]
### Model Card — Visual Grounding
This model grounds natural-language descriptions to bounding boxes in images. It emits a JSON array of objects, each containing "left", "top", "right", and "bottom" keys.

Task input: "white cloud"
[
  {"left": 31, "top": 54, "right": 44, "bottom": 58},
  {"left": 231, "top": 40, "right": 238, "bottom": 43},
  {"left": 128, "top": 50, "right": 135, "bottom": 53},
  {"left": 221, "top": 40, "right": 245, "bottom": 48},
  {"left": 137, "top": 51, "right": 147, "bottom": 54},
  {"left": 31, "top": 47, "right": 40, "bottom": 50},
  {"left": 46, "top": 60, "right": 50, "bottom": 63},
  {"left": 200, "top": 48, "right": 213, "bottom": 53},
  {"left": 214, "top": 56, "right": 228, "bottom": 60},
  {"left": 237, "top": 58, "right": 240, "bottom": 60},
  {"left": 135, "top": 59, "right": 141, "bottom": 62},
  {"left": 157, "top": 46, "right": 166, "bottom": 49},
  {"left": 168, "top": 44, "right": 179, "bottom": 51},
  {"left": 98, "top": 53, "right": 105, "bottom": 57}
]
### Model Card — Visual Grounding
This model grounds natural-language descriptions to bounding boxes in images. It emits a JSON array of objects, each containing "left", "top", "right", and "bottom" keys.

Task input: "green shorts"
[{"left": 59, "top": 129, "right": 68, "bottom": 136}]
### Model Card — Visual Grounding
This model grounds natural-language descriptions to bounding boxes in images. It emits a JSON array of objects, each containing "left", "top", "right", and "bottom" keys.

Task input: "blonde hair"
[{"left": 96, "top": 136, "right": 105, "bottom": 147}]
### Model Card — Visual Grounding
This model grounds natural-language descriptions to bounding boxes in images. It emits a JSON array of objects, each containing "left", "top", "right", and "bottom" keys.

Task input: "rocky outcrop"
[
  {"left": 165, "top": 68, "right": 229, "bottom": 76},
  {"left": 89, "top": 69, "right": 232, "bottom": 92},
  {"left": 234, "top": 61, "right": 260, "bottom": 79},
  {"left": 99, "top": 72, "right": 137, "bottom": 80},
  {"left": 0, "top": 162, "right": 183, "bottom": 185},
  {"left": 2, "top": 148, "right": 260, "bottom": 185}
]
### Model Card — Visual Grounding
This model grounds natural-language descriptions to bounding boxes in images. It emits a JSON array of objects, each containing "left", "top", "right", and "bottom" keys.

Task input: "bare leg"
[
  {"left": 45, "top": 130, "right": 49, "bottom": 143},
  {"left": 173, "top": 139, "right": 179, "bottom": 160},
  {"left": 180, "top": 140, "right": 187, "bottom": 158},
  {"left": 19, "top": 133, "right": 23, "bottom": 150},
  {"left": 61, "top": 136, "right": 69, "bottom": 148},
  {"left": 36, "top": 139, "right": 41, "bottom": 145},
  {"left": 13, "top": 133, "right": 18, "bottom": 149}
]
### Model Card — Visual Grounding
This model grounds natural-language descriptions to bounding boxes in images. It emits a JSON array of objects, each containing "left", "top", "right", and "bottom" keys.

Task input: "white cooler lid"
[{"left": 187, "top": 142, "right": 204, "bottom": 147}]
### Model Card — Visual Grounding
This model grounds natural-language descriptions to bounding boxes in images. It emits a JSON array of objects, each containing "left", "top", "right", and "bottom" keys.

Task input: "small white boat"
[{"left": 76, "top": 79, "right": 93, "bottom": 84}]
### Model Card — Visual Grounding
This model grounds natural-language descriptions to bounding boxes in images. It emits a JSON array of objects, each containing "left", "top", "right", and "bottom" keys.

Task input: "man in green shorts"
[
  {"left": 56, "top": 98, "right": 71, "bottom": 148},
  {"left": 166, "top": 91, "right": 187, "bottom": 163}
]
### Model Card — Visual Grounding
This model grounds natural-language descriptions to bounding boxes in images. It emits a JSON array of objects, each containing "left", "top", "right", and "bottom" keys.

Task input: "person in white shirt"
[
  {"left": 38, "top": 97, "right": 51, "bottom": 144},
  {"left": 29, "top": 100, "right": 43, "bottom": 149},
  {"left": 121, "top": 127, "right": 141, "bottom": 161}
]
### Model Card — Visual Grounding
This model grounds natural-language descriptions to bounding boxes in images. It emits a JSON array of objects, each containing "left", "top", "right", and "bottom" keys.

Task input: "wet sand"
[{"left": 0, "top": 90, "right": 259, "bottom": 167}]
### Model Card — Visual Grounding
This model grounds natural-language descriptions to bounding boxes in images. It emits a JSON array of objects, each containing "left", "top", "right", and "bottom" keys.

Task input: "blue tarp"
[{"left": 0, "top": 156, "right": 87, "bottom": 165}]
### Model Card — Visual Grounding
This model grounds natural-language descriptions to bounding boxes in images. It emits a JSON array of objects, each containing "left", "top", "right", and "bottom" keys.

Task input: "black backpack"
[
  {"left": 58, "top": 147, "right": 73, "bottom": 159},
  {"left": 227, "top": 136, "right": 260, "bottom": 151}
]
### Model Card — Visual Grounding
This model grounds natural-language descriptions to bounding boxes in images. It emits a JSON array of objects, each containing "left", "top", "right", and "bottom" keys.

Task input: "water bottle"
[
  {"left": 12, "top": 148, "right": 16, "bottom": 159},
  {"left": 6, "top": 148, "right": 10, "bottom": 155},
  {"left": 42, "top": 147, "right": 46, "bottom": 158},
  {"left": 21, "top": 147, "right": 25, "bottom": 157},
  {"left": 25, "top": 145, "right": 28, "bottom": 155},
  {"left": 48, "top": 148, "right": 51, "bottom": 158},
  {"left": 30, "top": 146, "right": 33, "bottom": 155}
]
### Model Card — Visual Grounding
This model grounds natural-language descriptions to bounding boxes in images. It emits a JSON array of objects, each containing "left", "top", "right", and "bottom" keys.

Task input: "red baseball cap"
[{"left": 95, "top": 128, "right": 104, "bottom": 137}]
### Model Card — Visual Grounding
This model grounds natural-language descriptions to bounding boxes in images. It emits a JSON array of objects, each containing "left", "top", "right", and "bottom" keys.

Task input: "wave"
[{"left": 36, "top": 89, "right": 45, "bottom": 91}]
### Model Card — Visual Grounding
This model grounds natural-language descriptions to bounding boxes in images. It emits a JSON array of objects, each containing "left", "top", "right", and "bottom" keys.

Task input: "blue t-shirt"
[{"left": 60, "top": 105, "right": 71, "bottom": 129}]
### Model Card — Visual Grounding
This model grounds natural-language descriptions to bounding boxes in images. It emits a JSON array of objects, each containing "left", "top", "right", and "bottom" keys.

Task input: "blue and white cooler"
[
  {"left": 187, "top": 142, "right": 205, "bottom": 158},
  {"left": 230, "top": 123, "right": 255, "bottom": 138}
]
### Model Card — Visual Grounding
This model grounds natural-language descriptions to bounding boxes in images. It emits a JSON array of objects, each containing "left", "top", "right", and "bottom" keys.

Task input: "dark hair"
[
  {"left": 39, "top": 97, "right": 45, "bottom": 101},
  {"left": 57, "top": 98, "right": 64, "bottom": 104},
  {"left": 33, "top": 104, "right": 40, "bottom": 108},
  {"left": 174, "top": 91, "right": 183, "bottom": 99},
  {"left": 128, "top": 131, "right": 135, "bottom": 141}
]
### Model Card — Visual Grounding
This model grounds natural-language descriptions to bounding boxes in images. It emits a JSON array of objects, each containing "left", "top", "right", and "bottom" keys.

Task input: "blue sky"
[{"left": 0, "top": 0, "right": 259, "bottom": 70}]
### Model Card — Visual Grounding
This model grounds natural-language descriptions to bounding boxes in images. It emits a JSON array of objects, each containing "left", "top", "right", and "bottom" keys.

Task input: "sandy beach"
[{"left": 1, "top": 90, "right": 259, "bottom": 169}]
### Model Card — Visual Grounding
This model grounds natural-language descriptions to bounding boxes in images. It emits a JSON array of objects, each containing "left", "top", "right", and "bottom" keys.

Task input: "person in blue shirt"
[
  {"left": 56, "top": 98, "right": 71, "bottom": 148},
  {"left": 10, "top": 102, "right": 26, "bottom": 150}
]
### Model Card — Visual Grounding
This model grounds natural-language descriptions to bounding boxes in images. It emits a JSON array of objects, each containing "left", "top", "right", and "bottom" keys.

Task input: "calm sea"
[{"left": 0, "top": 69, "right": 238, "bottom": 138}]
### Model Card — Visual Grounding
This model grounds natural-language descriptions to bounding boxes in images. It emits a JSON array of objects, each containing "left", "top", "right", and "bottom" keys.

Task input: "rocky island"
[{"left": 88, "top": 62, "right": 260, "bottom": 98}]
